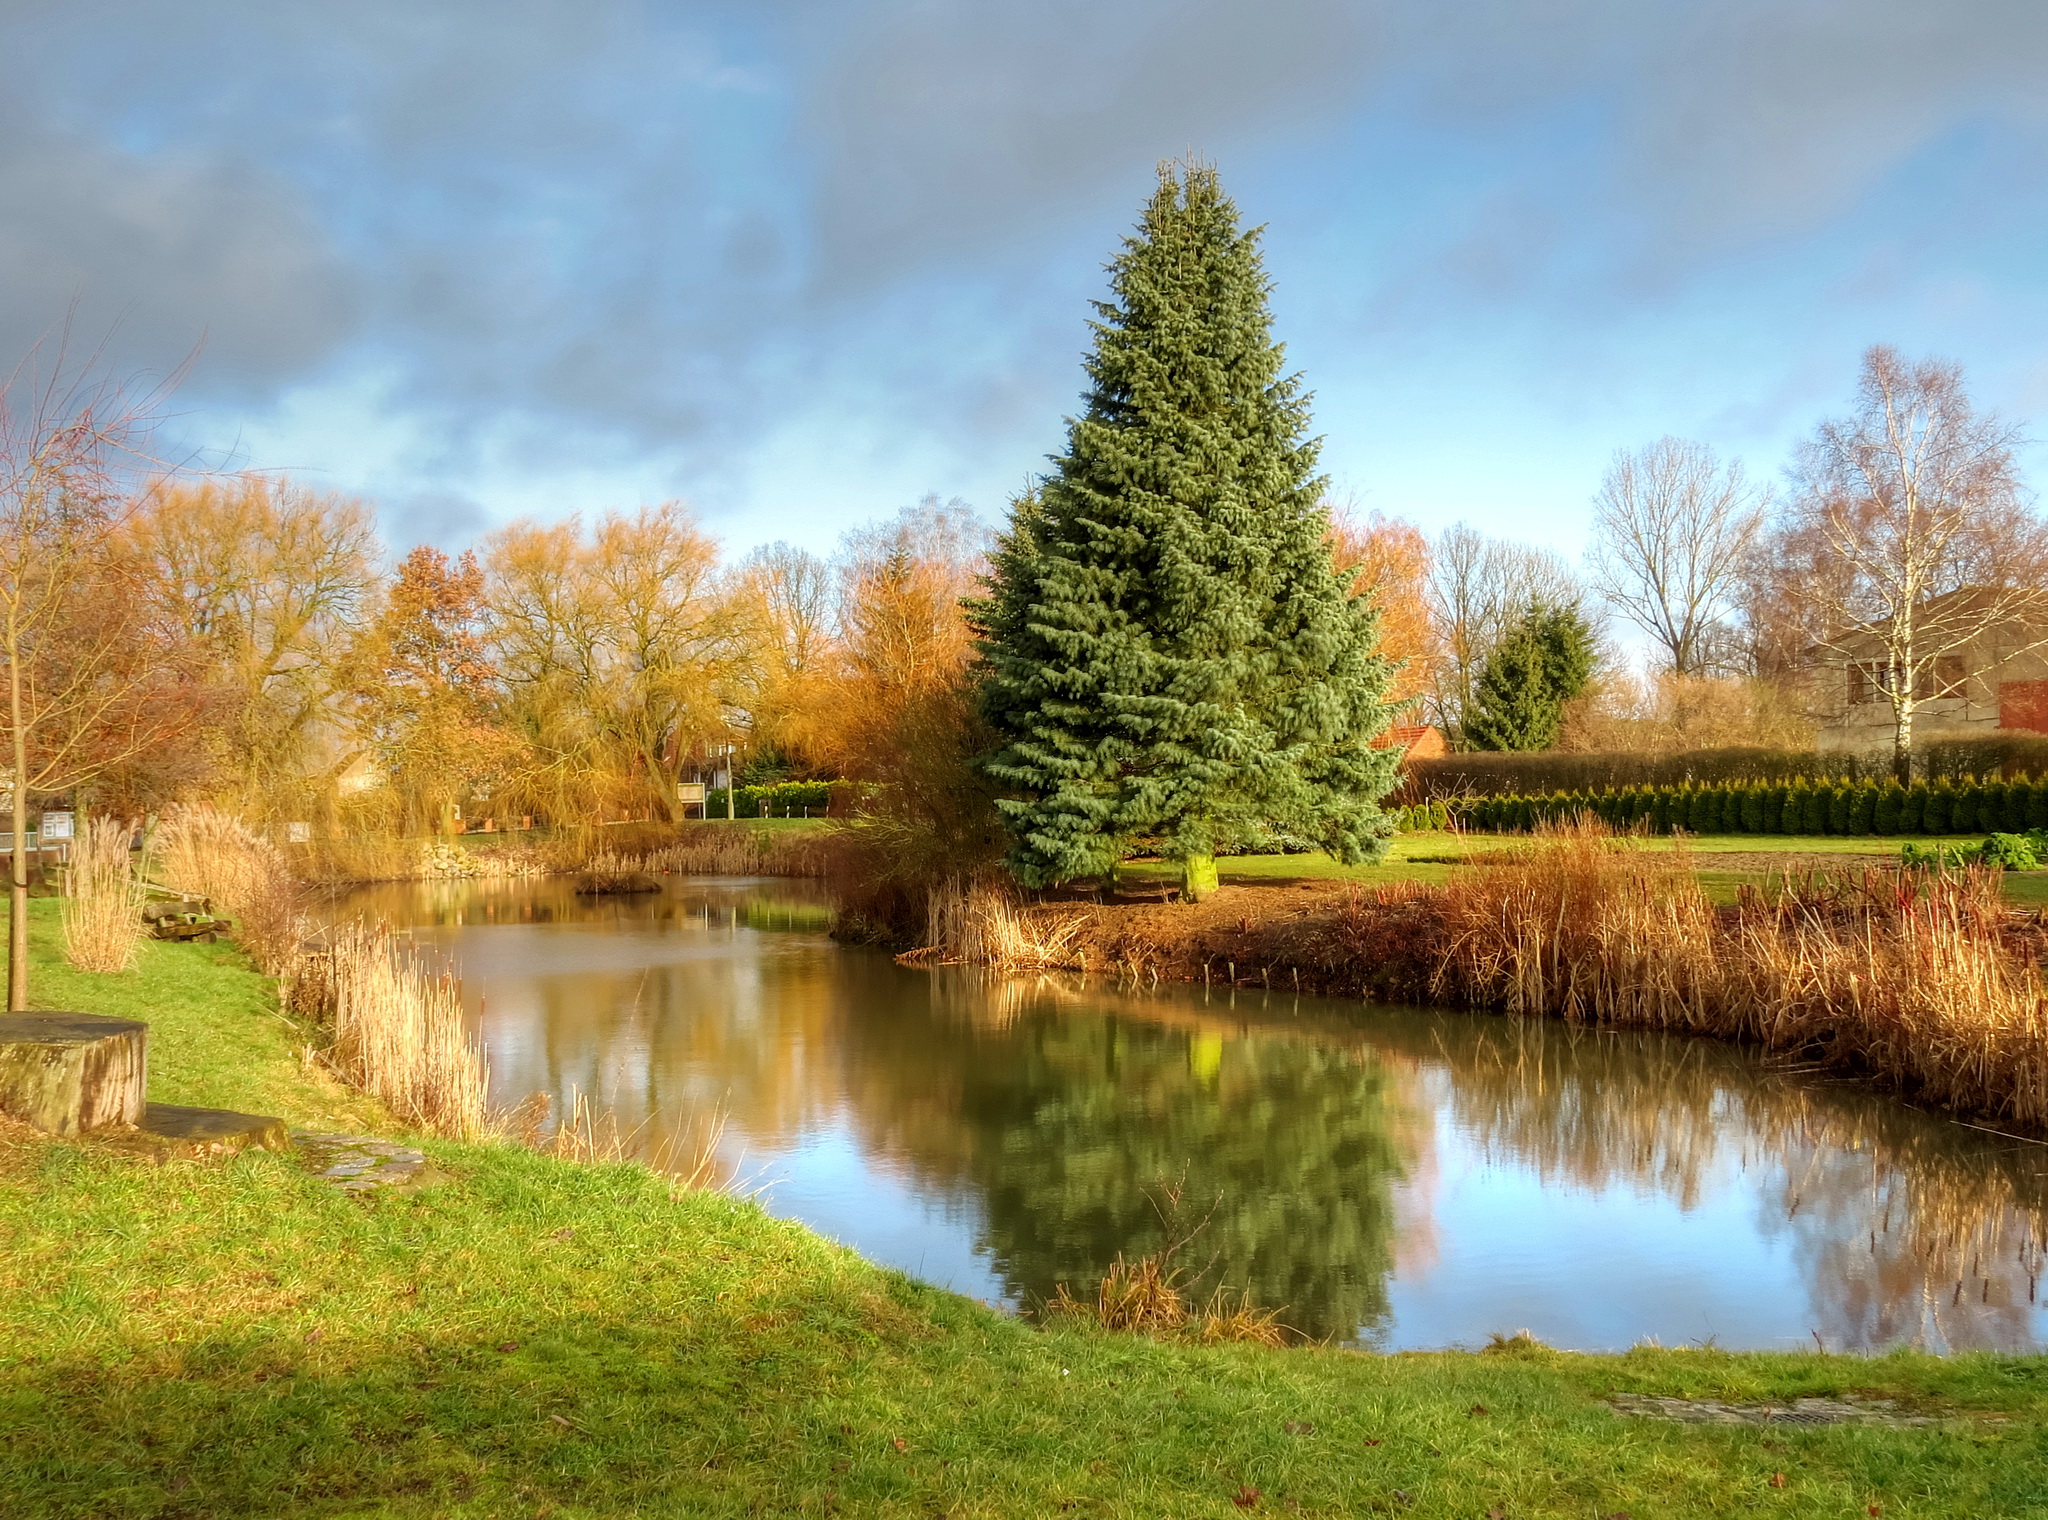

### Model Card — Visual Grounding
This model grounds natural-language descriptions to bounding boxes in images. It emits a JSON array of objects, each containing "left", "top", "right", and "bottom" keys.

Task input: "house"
[
  {"left": 1373, "top": 723, "right": 1448, "bottom": 761},
  {"left": 1816, "top": 589, "right": 2048, "bottom": 754}
]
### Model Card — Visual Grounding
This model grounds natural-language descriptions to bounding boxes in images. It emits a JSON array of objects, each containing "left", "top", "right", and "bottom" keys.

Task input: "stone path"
[
  {"left": 293, "top": 1132, "right": 438, "bottom": 1193},
  {"left": 1610, "top": 1394, "right": 1943, "bottom": 1428}
]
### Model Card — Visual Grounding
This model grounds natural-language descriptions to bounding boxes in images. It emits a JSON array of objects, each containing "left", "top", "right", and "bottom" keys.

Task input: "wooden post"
[{"left": 0, "top": 1013, "right": 147, "bottom": 1135}]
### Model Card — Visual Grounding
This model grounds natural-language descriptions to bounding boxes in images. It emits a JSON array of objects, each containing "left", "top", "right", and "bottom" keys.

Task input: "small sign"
[
  {"left": 677, "top": 782, "right": 707, "bottom": 804},
  {"left": 39, "top": 812, "right": 72, "bottom": 841},
  {"left": 285, "top": 821, "right": 312, "bottom": 844}
]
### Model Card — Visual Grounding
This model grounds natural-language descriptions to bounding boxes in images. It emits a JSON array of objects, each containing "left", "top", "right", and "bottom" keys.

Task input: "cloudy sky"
[{"left": 6, "top": 0, "right": 2048, "bottom": 558}]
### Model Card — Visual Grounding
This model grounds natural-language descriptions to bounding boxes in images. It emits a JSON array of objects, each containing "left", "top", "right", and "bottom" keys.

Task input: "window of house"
[
  {"left": 1848, "top": 662, "right": 1891, "bottom": 705},
  {"left": 1913, "top": 656, "right": 1968, "bottom": 700}
]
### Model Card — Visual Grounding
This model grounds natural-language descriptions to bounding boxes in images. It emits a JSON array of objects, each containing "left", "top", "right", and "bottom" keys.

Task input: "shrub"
[
  {"left": 1923, "top": 781, "right": 1953, "bottom": 834},
  {"left": 1978, "top": 832, "right": 2041, "bottom": 870},
  {"left": 1872, "top": 784, "right": 1903, "bottom": 835},
  {"left": 1898, "top": 784, "right": 1926, "bottom": 833}
]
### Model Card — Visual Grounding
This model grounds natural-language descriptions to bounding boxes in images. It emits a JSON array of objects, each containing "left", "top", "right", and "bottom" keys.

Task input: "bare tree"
[
  {"left": 1782, "top": 345, "right": 2048, "bottom": 782},
  {"left": 1589, "top": 438, "right": 1765, "bottom": 676},
  {"left": 1426, "top": 523, "right": 1578, "bottom": 739},
  {"left": 738, "top": 541, "right": 835, "bottom": 684},
  {"left": 0, "top": 344, "right": 186, "bottom": 1008}
]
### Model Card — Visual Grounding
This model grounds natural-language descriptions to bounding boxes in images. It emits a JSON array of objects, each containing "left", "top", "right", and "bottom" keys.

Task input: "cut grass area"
[{"left": 5, "top": 896, "right": 2047, "bottom": 1517}]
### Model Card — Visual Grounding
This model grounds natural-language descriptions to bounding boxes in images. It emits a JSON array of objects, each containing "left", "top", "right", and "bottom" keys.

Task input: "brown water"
[{"left": 342, "top": 873, "right": 2048, "bottom": 1352}]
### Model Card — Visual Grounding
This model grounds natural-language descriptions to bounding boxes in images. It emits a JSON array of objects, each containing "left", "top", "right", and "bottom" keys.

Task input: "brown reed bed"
[
  {"left": 1337, "top": 819, "right": 2048, "bottom": 1134},
  {"left": 291, "top": 923, "right": 491, "bottom": 1141},
  {"left": 153, "top": 804, "right": 306, "bottom": 975},
  {"left": 900, "top": 875, "right": 1086, "bottom": 970},
  {"left": 60, "top": 816, "right": 146, "bottom": 973}
]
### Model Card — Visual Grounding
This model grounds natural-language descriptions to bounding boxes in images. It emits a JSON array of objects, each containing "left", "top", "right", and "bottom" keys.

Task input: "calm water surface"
[{"left": 342, "top": 874, "right": 2048, "bottom": 1353}]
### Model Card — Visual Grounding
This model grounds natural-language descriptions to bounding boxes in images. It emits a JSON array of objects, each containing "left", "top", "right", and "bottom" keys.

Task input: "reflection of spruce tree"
[{"left": 839, "top": 975, "right": 1408, "bottom": 1341}]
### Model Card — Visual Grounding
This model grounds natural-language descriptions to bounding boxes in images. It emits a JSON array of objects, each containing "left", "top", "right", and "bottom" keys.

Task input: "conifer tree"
[
  {"left": 972, "top": 163, "right": 1398, "bottom": 900},
  {"left": 1462, "top": 601, "right": 1596, "bottom": 752}
]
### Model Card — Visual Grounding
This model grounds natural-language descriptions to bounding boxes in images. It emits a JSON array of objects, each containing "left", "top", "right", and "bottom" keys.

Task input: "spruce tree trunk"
[{"left": 1182, "top": 853, "right": 1218, "bottom": 903}]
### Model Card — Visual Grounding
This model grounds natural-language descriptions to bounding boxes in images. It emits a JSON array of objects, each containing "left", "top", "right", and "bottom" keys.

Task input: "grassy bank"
[{"left": 7, "top": 901, "right": 2048, "bottom": 1517}]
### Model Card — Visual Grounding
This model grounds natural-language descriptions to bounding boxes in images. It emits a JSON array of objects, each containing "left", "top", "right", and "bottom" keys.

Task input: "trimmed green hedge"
[
  {"left": 702, "top": 781, "right": 850, "bottom": 818},
  {"left": 1449, "top": 776, "right": 2048, "bottom": 836}
]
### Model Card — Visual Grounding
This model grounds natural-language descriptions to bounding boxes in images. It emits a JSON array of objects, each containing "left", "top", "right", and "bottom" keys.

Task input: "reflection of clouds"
[{"left": 350, "top": 878, "right": 2048, "bottom": 1351}]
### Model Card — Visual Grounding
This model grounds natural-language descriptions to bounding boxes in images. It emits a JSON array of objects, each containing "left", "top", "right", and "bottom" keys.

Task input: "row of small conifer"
[{"left": 1446, "top": 775, "right": 2048, "bottom": 837}]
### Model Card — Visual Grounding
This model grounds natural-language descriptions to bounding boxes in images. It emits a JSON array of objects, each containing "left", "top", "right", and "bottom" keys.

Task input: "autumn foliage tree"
[
  {"left": 354, "top": 547, "right": 510, "bottom": 834},
  {"left": 484, "top": 503, "right": 749, "bottom": 825},
  {"left": 0, "top": 353, "right": 198, "bottom": 1007},
  {"left": 1327, "top": 508, "right": 1437, "bottom": 710},
  {"left": 127, "top": 475, "right": 379, "bottom": 818}
]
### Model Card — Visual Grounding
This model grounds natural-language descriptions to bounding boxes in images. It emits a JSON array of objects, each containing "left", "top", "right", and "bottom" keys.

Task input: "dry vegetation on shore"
[{"left": 915, "top": 822, "right": 2048, "bottom": 1134}]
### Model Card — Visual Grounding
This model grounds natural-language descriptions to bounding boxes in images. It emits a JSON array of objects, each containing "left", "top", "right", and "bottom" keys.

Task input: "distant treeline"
[
  {"left": 1405, "top": 735, "right": 2048, "bottom": 800},
  {"left": 1451, "top": 775, "right": 2048, "bottom": 837}
]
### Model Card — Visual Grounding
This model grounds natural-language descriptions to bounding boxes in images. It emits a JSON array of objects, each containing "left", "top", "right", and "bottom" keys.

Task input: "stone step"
[
  {"left": 139, "top": 1103, "right": 291, "bottom": 1155},
  {"left": 292, "top": 1132, "right": 438, "bottom": 1192}
]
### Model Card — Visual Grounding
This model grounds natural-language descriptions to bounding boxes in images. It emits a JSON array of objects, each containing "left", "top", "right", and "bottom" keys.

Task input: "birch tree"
[
  {"left": 1783, "top": 346, "right": 2048, "bottom": 782},
  {"left": 1589, "top": 438, "right": 1764, "bottom": 676}
]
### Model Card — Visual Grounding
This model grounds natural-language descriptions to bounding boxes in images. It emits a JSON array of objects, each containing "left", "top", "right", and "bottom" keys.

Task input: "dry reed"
[
  {"left": 152, "top": 805, "right": 304, "bottom": 974},
  {"left": 60, "top": 816, "right": 144, "bottom": 973},
  {"left": 902, "top": 876, "right": 1084, "bottom": 969},
  {"left": 540, "top": 1087, "right": 728, "bottom": 1190},
  {"left": 1047, "top": 1254, "right": 1288, "bottom": 1346},
  {"left": 1420, "top": 817, "right": 2048, "bottom": 1132},
  {"left": 293, "top": 923, "right": 490, "bottom": 1140}
]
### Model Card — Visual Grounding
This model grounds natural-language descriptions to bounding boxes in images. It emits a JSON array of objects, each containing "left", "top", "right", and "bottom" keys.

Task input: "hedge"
[
  {"left": 1446, "top": 775, "right": 2048, "bottom": 837},
  {"left": 702, "top": 781, "right": 852, "bottom": 818},
  {"left": 1404, "top": 735, "right": 2048, "bottom": 800}
]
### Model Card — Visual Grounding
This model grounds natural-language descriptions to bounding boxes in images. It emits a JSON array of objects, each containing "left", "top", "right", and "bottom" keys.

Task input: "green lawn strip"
[
  {"left": 23, "top": 898, "right": 388, "bottom": 1133},
  {"left": 1, "top": 1135, "right": 2041, "bottom": 1519}
]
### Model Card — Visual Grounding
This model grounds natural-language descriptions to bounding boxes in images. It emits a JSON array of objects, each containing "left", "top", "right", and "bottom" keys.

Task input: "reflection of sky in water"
[
  {"left": 1386, "top": 1130, "right": 1808, "bottom": 1352},
  {"left": 744, "top": 1123, "right": 1011, "bottom": 1308},
  {"left": 345, "top": 876, "right": 2048, "bottom": 1354}
]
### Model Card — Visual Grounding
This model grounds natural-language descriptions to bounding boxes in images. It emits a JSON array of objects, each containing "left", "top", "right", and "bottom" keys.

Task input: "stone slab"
[
  {"left": 293, "top": 1132, "right": 441, "bottom": 1193},
  {"left": 140, "top": 1103, "right": 291, "bottom": 1154}
]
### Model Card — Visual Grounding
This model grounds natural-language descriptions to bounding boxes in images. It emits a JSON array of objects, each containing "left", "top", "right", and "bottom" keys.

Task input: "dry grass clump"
[
  {"left": 530, "top": 1088, "right": 727, "bottom": 1190},
  {"left": 1046, "top": 1254, "right": 1287, "bottom": 1347},
  {"left": 902, "top": 876, "right": 1083, "bottom": 969},
  {"left": 292, "top": 923, "right": 489, "bottom": 1140},
  {"left": 1418, "top": 816, "right": 2048, "bottom": 1132},
  {"left": 153, "top": 804, "right": 303, "bottom": 974},
  {"left": 61, "top": 816, "right": 145, "bottom": 973}
]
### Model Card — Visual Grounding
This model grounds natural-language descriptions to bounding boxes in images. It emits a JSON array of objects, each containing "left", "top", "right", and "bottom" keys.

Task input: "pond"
[{"left": 340, "top": 873, "right": 2048, "bottom": 1353}]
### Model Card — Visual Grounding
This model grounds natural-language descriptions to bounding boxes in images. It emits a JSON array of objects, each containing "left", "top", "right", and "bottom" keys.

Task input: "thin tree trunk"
[{"left": 8, "top": 629, "right": 29, "bottom": 1012}]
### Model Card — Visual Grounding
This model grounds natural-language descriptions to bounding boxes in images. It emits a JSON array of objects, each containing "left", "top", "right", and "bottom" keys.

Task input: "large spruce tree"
[{"left": 972, "top": 163, "right": 1399, "bottom": 900}]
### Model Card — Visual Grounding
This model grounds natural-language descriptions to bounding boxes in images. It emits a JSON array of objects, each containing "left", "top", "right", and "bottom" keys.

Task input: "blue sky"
[{"left": 6, "top": 0, "right": 2048, "bottom": 560}]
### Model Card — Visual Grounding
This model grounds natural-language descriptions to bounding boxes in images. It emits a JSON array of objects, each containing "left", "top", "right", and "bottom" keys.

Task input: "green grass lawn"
[
  {"left": 1121, "top": 831, "right": 2048, "bottom": 907},
  {"left": 4, "top": 901, "right": 2047, "bottom": 1517}
]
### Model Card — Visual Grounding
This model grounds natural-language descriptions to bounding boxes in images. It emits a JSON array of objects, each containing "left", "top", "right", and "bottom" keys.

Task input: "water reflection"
[{"left": 339, "top": 875, "right": 2048, "bottom": 1352}]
